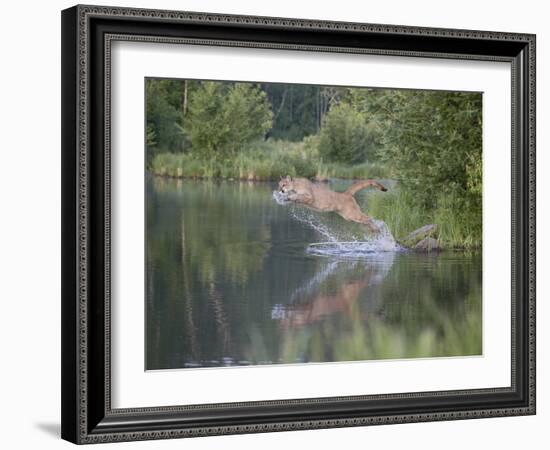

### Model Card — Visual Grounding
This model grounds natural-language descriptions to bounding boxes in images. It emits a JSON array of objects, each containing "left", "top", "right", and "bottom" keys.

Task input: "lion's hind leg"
[
  {"left": 352, "top": 214, "right": 380, "bottom": 233},
  {"left": 337, "top": 208, "right": 380, "bottom": 233}
]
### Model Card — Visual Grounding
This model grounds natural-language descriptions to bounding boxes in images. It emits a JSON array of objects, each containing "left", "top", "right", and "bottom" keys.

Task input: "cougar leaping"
[{"left": 278, "top": 176, "right": 387, "bottom": 233}]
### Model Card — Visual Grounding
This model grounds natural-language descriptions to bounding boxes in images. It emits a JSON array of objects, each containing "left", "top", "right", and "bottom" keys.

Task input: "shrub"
[
  {"left": 318, "top": 103, "right": 374, "bottom": 164},
  {"left": 184, "top": 82, "right": 273, "bottom": 160}
]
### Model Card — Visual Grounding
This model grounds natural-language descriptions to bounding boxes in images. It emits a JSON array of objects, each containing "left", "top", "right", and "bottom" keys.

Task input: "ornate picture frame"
[{"left": 61, "top": 4, "right": 535, "bottom": 444}]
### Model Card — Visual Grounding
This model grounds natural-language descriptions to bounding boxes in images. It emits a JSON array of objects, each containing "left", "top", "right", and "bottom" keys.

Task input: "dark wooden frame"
[{"left": 61, "top": 4, "right": 536, "bottom": 444}]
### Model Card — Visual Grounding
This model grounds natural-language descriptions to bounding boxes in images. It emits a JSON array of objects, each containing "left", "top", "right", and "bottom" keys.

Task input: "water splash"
[
  {"left": 272, "top": 190, "right": 291, "bottom": 206},
  {"left": 290, "top": 207, "right": 340, "bottom": 243},
  {"left": 273, "top": 190, "right": 400, "bottom": 256}
]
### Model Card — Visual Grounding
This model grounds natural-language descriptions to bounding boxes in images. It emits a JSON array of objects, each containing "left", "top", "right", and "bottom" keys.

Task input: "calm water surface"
[{"left": 146, "top": 176, "right": 482, "bottom": 370}]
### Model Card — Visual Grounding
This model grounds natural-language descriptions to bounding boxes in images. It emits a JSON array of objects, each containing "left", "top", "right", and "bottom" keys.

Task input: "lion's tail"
[{"left": 345, "top": 180, "right": 388, "bottom": 196}]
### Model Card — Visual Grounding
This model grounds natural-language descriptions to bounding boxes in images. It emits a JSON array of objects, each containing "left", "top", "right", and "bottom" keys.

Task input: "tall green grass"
[
  {"left": 149, "top": 139, "right": 390, "bottom": 181},
  {"left": 366, "top": 188, "right": 481, "bottom": 249}
]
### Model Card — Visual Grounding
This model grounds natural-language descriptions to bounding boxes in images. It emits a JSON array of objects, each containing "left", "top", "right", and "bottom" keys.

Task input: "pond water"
[{"left": 146, "top": 176, "right": 482, "bottom": 370}]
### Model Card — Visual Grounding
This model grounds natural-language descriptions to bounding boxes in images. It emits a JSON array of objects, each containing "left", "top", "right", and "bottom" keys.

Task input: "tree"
[
  {"left": 261, "top": 84, "right": 337, "bottom": 141},
  {"left": 146, "top": 79, "right": 184, "bottom": 159},
  {"left": 222, "top": 83, "right": 274, "bottom": 155},
  {"left": 381, "top": 91, "right": 482, "bottom": 208},
  {"left": 318, "top": 103, "right": 373, "bottom": 164},
  {"left": 184, "top": 82, "right": 273, "bottom": 160},
  {"left": 146, "top": 124, "right": 156, "bottom": 147},
  {"left": 343, "top": 87, "right": 400, "bottom": 160}
]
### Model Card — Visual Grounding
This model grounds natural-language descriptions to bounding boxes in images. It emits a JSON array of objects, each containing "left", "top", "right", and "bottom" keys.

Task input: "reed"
[
  {"left": 149, "top": 139, "right": 390, "bottom": 181},
  {"left": 365, "top": 188, "right": 481, "bottom": 249}
]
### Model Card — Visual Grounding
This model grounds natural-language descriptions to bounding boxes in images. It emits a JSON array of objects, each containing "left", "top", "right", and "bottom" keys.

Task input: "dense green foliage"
[
  {"left": 349, "top": 89, "right": 483, "bottom": 244},
  {"left": 318, "top": 103, "right": 372, "bottom": 164},
  {"left": 145, "top": 79, "right": 183, "bottom": 161},
  {"left": 145, "top": 78, "right": 482, "bottom": 247},
  {"left": 184, "top": 82, "right": 273, "bottom": 160},
  {"left": 145, "top": 79, "right": 337, "bottom": 155},
  {"left": 260, "top": 84, "right": 346, "bottom": 140},
  {"left": 360, "top": 90, "right": 482, "bottom": 208}
]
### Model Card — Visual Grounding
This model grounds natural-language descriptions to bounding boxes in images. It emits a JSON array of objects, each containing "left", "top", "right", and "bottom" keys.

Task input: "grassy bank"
[
  {"left": 149, "top": 139, "right": 390, "bottom": 181},
  {"left": 365, "top": 188, "right": 482, "bottom": 249}
]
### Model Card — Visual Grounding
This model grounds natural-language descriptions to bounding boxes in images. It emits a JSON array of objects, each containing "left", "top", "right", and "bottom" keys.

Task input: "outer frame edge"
[
  {"left": 61, "top": 4, "right": 80, "bottom": 445},
  {"left": 66, "top": 4, "right": 536, "bottom": 444}
]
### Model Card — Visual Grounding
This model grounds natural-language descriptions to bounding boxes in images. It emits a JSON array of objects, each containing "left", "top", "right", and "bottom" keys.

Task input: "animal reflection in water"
[{"left": 271, "top": 254, "right": 395, "bottom": 330}]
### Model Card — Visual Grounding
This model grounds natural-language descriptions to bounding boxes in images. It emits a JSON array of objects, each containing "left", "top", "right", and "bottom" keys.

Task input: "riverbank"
[
  {"left": 149, "top": 139, "right": 390, "bottom": 181},
  {"left": 365, "top": 189, "right": 482, "bottom": 250}
]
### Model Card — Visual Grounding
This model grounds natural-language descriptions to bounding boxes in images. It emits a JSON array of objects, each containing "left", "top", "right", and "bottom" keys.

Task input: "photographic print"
[{"left": 145, "top": 78, "right": 483, "bottom": 371}]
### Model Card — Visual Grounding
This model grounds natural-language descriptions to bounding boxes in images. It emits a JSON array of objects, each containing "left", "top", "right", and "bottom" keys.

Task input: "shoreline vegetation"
[
  {"left": 146, "top": 79, "right": 482, "bottom": 250},
  {"left": 149, "top": 138, "right": 390, "bottom": 181}
]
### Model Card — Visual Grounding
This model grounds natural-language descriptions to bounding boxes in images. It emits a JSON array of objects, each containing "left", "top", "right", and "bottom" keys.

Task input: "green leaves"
[
  {"left": 361, "top": 89, "right": 483, "bottom": 240},
  {"left": 146, "top": 79, "right": 186, "bottom": 159},
  {"left": 184, "top": 82, "right": 273, "bottom": 161},
  {"left": 146, "top": 124, "right": 156, "bottom": 147},
  {"left": 348, "top": 88, "right": 482, "bottom": 247},
  {"left": 318, "top": 103, "right": 374, "bottom": 164}
]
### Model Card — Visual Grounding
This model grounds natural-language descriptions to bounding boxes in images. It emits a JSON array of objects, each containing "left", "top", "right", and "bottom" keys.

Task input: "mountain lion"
[{"left": 278, "top": 176, "right": 387, "bottom": 232}]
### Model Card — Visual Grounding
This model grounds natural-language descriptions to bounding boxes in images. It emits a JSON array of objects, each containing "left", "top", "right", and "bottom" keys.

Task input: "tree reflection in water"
[{"left": 146, "top": 177, "right": 481, "bottom": 370}]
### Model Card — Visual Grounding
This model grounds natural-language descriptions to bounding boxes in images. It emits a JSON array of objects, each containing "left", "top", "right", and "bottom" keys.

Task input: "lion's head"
[{"left": 278, "top": 175, "right": 295, "bottom": 194}]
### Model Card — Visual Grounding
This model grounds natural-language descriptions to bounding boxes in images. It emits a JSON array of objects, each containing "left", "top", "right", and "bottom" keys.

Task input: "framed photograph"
[{"left": 61, "top": 4, "right": 536, "bottom": 444}]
